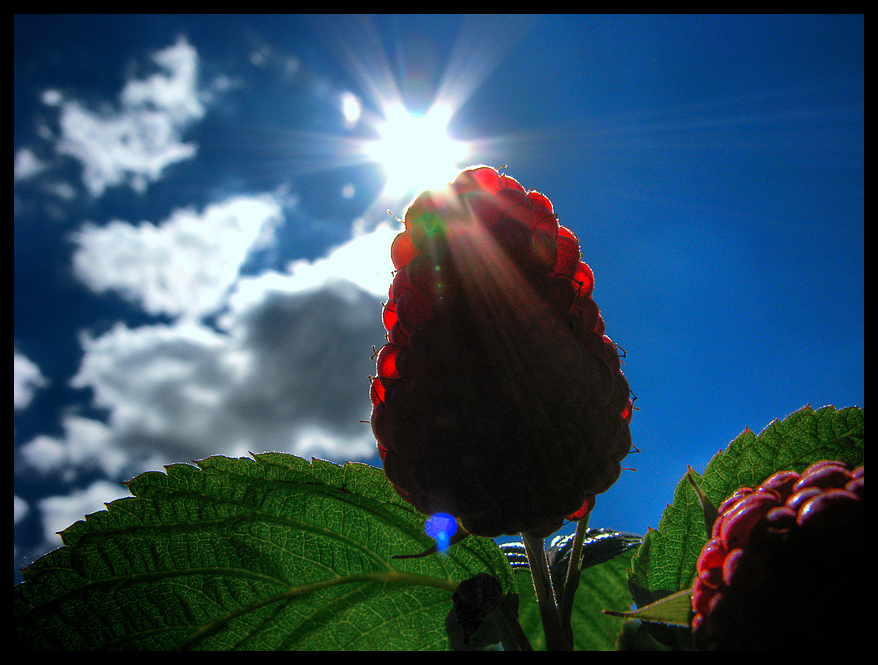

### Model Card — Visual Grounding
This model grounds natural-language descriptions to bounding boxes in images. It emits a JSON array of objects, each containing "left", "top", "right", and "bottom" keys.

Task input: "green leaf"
[
  {"left": 548, "top": 528, "right": 643, "bottom": 581},
  {"left": 628, "top": 404, "right": 864, "bottom": 638},
  {"left": 603, "top": 588, "right": 692, "bottom": 627},
  {"left": 14, "top": 453, "right": 515, "bottom": 651}
]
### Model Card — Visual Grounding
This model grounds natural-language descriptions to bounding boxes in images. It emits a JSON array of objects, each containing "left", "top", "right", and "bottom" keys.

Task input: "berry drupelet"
[{"left": 691, "top": 461, "right": 864, "bottom": 650}]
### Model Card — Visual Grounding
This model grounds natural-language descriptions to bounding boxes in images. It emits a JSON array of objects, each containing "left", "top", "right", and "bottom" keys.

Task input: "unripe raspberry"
[
  {"left": 691, "top": 461, "right": 864, "bottom": 650},
  {"left": 370, "top": 166, "right": 633, "bottom": 538}
]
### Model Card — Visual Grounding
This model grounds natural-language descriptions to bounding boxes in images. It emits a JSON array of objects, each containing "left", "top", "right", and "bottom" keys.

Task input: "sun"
[
  {"left": 366, "top": 102, "right": 469, "bottom": 198},
  {"left": 294, "top": 15, "right": 540, "bottom": 218}
]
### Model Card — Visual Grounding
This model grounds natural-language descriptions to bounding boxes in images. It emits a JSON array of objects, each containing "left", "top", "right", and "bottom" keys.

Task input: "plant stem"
[
  {"left": 521, "top": 532, "right": 568, "bottom": 651},
  {"left": 559, "top": 514, "right": 590, "bottom": 647}
]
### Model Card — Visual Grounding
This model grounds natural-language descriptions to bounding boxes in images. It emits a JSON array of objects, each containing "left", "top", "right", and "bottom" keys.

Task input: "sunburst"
[{"left": 366, "top": 102, "right": 469, "bottom": 199}]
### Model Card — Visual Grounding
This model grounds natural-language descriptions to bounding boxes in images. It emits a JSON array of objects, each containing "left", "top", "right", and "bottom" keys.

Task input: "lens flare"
[
  {"left": 425, "top": 513, "right": 457, "bottom": 553},
  {"left": 367, "top": 103, "right": 468, "bottom": 198}
]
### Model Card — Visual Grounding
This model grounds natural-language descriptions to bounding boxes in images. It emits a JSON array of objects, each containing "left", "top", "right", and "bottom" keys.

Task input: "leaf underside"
[
  {"left": 14, "top": 453, "right": 515, "bottom": 651},
  {"left": 14, "top": 404, "right": 862, "bottom": 651}
]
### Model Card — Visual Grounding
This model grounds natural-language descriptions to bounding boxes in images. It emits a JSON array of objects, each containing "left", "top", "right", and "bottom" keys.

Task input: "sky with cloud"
[{"left": 14, "top": 15, "right": 863, "bottom": 582}]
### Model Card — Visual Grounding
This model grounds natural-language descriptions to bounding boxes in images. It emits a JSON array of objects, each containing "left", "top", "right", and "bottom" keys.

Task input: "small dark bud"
[{"left": 451, "top": 573, "right": 503, "bottom": 644}]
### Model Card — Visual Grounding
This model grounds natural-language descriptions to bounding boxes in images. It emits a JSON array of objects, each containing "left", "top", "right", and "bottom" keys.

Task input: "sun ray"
[
  {"left": 366, "top": 102, "right": 469, "bottom": 198},
  {"left": 299, "top": 14, "right": 538, "bottom": 219}
]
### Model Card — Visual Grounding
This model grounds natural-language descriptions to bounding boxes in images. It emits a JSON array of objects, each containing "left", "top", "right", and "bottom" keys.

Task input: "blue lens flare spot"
[{"left": 425, "top": 513, "right": 457, "bottom": 552}]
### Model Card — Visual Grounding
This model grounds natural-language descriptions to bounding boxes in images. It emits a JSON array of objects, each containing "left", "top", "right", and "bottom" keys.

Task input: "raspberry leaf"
[
  {"left": 549, "top": 528, "right": 643, "bottom": 576},
  {"left": 628, "top": 404, "right": 864, "bottom": 643},
  {"left": 686, "top": 466, "right": 718, "bottom": 534},
  {"left": 14, "top": 453, "right": 516, "bottom": 651},
  {"left": 603, "top": 587, "right": 693, "bottom": 627}
]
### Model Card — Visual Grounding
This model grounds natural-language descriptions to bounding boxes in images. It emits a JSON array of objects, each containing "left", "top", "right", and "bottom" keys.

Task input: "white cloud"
[
  {"left": 63, "top": 276, "right": 386, "bottom": 471},
  {"left": 225, "top": 220, "right": 398, "bottom": 316},
  {"left": 14, "top": 348, "right": 48, "bottom": 410},
  {"left": 52, "top": 36, "right": 205, "bottom": 196},
  {"left": 70, "top": 195, "right": 284, "bottom": 319},
  {"left": 71, "top": 320, "right": 237, "bottom": 460},
  {"left": 57, "top": 100, "right": 197, "bottom": 195},
  {"left": 22, "top": 217, "right": 399, "bottom": 540},
  {"left": 285, "top": 220, "right": 398, "bottom": 298},
  {"left": 120, "top": 37, "right": 204, "bottom": 123},
  {"left": 13, "top": 148, "right": 49, "bottom": 182},
  {"left": 14, "top": 494, "right": 29, "bottom": 525},
  {"left": 41, "top": 88, "right": 64, "bottom": 107},
  {"left": 19, "top": 415, "right": 129, "bottom": 479}
]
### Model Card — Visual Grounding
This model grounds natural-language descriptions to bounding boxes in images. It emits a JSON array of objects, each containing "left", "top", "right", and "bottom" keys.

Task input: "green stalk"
[
  {"left": 558, "top": 514, "right": 590, "bottom": 647},
  {"left": 521, "top": 532, "right": 569, "bottom": 651}
]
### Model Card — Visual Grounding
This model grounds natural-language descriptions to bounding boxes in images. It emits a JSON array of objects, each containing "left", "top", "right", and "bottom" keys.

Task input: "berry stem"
[
  {"left": 521, "top": 532, "right": 569, "bottom": 651},
  {"left": 559, "top": 513, "right": 591, "bottom": 647}
]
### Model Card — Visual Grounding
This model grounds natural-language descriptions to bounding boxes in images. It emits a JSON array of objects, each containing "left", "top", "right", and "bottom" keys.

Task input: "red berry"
[
  {"left": 370, "top": 166, "right": 633, "bottom": 538},
  {"left": 756, "top": 469, "right": 799, "bottom": 497},
  {"left": 795, "top": 488, "right": 862, "bottom": 530},
  {"left": 718, "top": 492, "right": 780, "bottom": 549},
  {"left": 695, "top": 540, "right": 729, "bottom": 588},
  {"left": 792, "top": 462, "right": 852, "bottom": 492},
  {"left": 691, "top": 461, "right": 864, "bottom": 650}
]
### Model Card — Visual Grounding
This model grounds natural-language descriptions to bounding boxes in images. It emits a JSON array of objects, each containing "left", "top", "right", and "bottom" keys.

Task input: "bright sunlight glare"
[
  {"left": 279, "top": 15, "right": 538, "bottom": 221},
  {"left": 367, "top": 103, "right": 469, "bottom": 198}
]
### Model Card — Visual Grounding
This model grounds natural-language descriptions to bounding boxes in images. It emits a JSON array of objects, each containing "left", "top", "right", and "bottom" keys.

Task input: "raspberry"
[
  {"left": 691, "top": 461, "right": 864, "bottom": 650},
  {"left": 370, "top": 166, "right": 633, "bottom": 539}
]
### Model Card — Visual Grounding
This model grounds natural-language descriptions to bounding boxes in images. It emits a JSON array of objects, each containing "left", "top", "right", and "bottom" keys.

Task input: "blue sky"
[{"left": 14, "top": 15, "right": 863, "bottom": 582}]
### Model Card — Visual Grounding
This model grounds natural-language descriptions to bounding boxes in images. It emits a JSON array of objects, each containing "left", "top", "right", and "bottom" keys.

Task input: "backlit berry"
[
  {"left": 370, "top": 166, "right": 633, "bottom": 538},
  {"left": 691, "top": 461, "right": 864, "bottom": 650}
]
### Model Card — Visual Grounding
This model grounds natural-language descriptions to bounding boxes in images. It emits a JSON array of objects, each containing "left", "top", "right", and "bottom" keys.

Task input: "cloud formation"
[
  {"left": 20, "top": 234, "right": 391, "bottom": 550},
  {"left": 71, "top": 195, "right": 284, "bottom": 319},
  {"left": 13, "top": 348, "right": 48, "bottom": 411},
  {"left": 24, "top": 220, "right": 399, "bottom": 478},
  {"left": 15, "top": 29, "right": 400, "bottom": 565},
  {"left": 49, "top": 37, "right": 205, "bottom": 196},
  {"left": 33, "top": 280, "right": 385, "bottom": 473}
]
